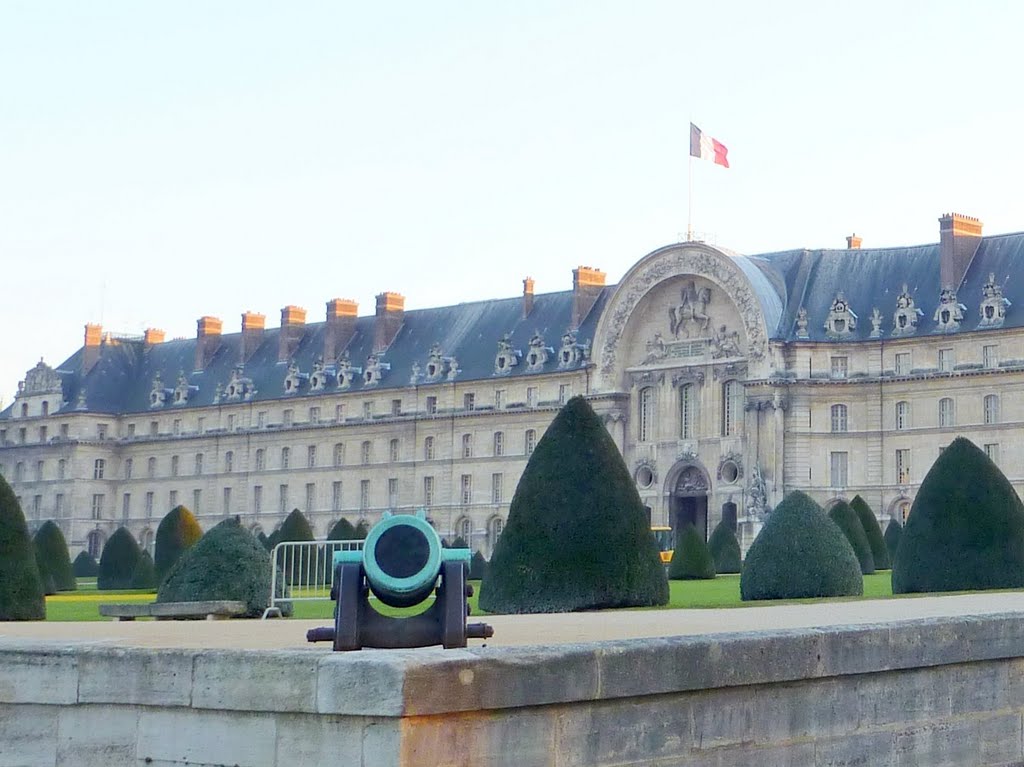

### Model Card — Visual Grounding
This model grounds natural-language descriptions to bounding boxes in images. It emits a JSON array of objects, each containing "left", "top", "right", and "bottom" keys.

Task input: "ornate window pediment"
[
  {"left": 978, "top": 273, "right": 1011, "bottom": 329},
  {"left": 363, "top": 353, "right": 390, "bottom": 386},
  {"left": 424, "top": 343, "right": 445, "bottom": 382},
  {"left": 172, "top": 371, "right": 197, "bottom": 405},
  {"left": 674, "top": 465, "right": 709, "bottom": 494},
  {"left": 892, "top": 284, "right": 923, "bottom": 336},
  {"left": 149, "top": 374, "right": 170, "bottom": 408},
  {"left": 933, "top": 287, "right": 966, "bottom": 333},
  {"left": 558, "top": 330, "right": 588, "bottom": 369},
  {"left": 824, "top": 292, "right": 858, "bottom": 338},
  {"left": 525, "top": 332, "right": 552, "bottom": 371},
  {"left": 283, "top": 361, "right": 308, "bottom": 394},
  {"left": 21, "top": 360, "right": 62, "bottom": 396},
  {"left": 494, "top": 334, "right": 520, "bottom": 375},
  {"left": 309, "top": 358, "right": 334, "bottom": 391},
  {"left": 336, "top": 352, "right": 360, "bottom": 389},
  {"left": 224, "top": 365, "right": 255, "bottom": 400}
]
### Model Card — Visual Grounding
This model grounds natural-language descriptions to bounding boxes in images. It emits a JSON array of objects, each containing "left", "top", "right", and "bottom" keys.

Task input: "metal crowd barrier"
[{"left": 263, "top": 539, "right": 364, "bottom": 619}]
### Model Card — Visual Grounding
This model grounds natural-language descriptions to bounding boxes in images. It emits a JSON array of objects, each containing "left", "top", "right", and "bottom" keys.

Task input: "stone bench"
[{"left": 98, "top": 600, "right": 248, "bottom": 621}]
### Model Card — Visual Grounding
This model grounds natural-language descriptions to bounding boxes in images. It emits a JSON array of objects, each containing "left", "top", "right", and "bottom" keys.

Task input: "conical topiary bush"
[
  {"left": 892, "top": 437, "right": 1024, "bottom": 593},
  {"left": 851, "top": 495, "right": 889, "bottom": 570},
  {"left": 98, "top": 527, "right": 144, "bottom": 590},
  {"left": 33, "top": 520, "right": 76, "bottom": 593},
  {"left": 154, "top": 505, "right": 203, "bottom": 582},
  {"left": 0, "top": 475, "right": 45, "bottom": 620},
  {"left": 326, "top": 518, "right": 358, "bottom": 541},
  {"left": 828, "top": 500, "right": 875, "bottom": 574},
  {"left": 479, "top": 396, "right": 668, "bottom": 613},
  {"left": 741, "top": 490, "right": 863, "bottom": 601},
  {"left": 73, "top": 551, "right": 99, "bottom": 578},
  {"left": 131, "top": 550, "right": 158, "bottom": 590},
  {"left": 469, "top": 550, "right": 488, "bottom": 580},
  {"left": 158, "top": 517, "right": 290, "bottom": 617},
  {"left": 668, "top": 524, "right": 716, "bottom": 580},
  {"left": 354, "top": 520, "right": 370, "bottom": 539},
  {"left": 708, "top": 519, "right": 742, "bottom": 574},
  {"left": 884, "top": 518, "right": 902, "bottom": 568},
  {"left": 275, "top": 508, "right": 315, "bottom": 585}
]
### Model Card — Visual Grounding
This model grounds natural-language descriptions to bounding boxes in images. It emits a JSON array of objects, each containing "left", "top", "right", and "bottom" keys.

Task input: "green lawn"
[{"left": 46, "top": 573, "right": 901, "bottom": 621}]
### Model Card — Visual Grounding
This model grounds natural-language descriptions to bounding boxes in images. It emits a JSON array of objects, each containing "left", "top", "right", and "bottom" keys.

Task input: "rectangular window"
[
  {"left": 939, "top": 348, "right": 954, "bottom": 373},
  {"left": 283, "top": 409, "right": 293, "bottom": 428},
  {"left": 985, "top": 443, "right": 1000, "bottom": 464},
  {"left": 124, "top": 458, "right": 133, "bottom": 479},
  {"left": 145, "top": 492, "right": 154, "bottom": 517},
  {"left": 388, "top": 478, "right": 398, "bottom": 509},
  {"left": 93, "top": 459, "right": 105, "bottom": 480},
  {"left": 424, "top": 436, "right": 436, "bottom": 461},
  {"left": 305, "top": 482, "right": 316, "bottom": 512},
  {"left": 895, "top": 352, "right": 911, "bottom": 376},
  {"left": 97, "top": 423, "right": 108, "bottom": 440},
  {"left": 983, "top": 345, "right": 999, "bottom": 369},
  {"left": 171, "top": 455, "right": 179, "bottom": 477},
  {"left": 194, "top": 453, "right": 203, "bottom": 475},
  {"left": 559, "top": 384, "right": 571, "bottom": 404},
  {"left": 830, "top": 356, "right": 848, "bottom": 380},
  {"left": 639, "top": 387, "right": 653, "bottom": 441},
  {"left": 150, "top": 421, "right": 159, "bottom": 436},
  {"left": 255, "top": 449, "right": 265, "bottom": 471},
  {"left": 389, "top": 439, "right": 400, "bottom": 462},
  {"left": 425, "top": 396, "right": 437, "bottom": 415},
  {"left": 460, "top": 474, "right": 472, "bottom": 506},
  {"left": 35, "top": 460, "right": 43, "bottom": 481},
  {"left": 830, "top": 404, "right": 848, "bottom": 433},
  {"left": 224, "top": 451, "right": 234, "bottom": 473},
  {"left": 126, "top": 423, "right": 134, "bottom": 438},
  {"left": 829, "top": 452, "right": 848, "bottom": 488},
  {"left": 896, "top": 448, "right": 911, "bottom": 484},
  {"left": 680, "top": 385, "right": 696, "bottom": 440},
  {"left": 464, "top": 393, "right": 475, "bottom": 411},
  {"left": 91, "top": 493, "right": 105, "bottom": 519},
  {"left": 332, "top": 481, "right": 342, "bottom": 511},
  {"left": 38, "top": 426, "right": 47, "bottom": 443},
  {"left": 361, "top": 441, "right": 372, "bottom": 465},
  {"left": 58, "top": 459, "right": 66, "bottom": 480},
  {"left": 985, "top": 394, "right": 1000, "bottom": 425},
  {"left": 55, "top": 493, "right": 64, "bottom": 517},
  {"left": 257, "top": 411, "right": 267, "bottom": 428},
  {"left": 527, "top": 387, "right": 538, "bottom": 407},
  {"left": 309, "top": 406, "right": 320, "bottom": 424},
  {"left": 193, "top": 489, "right": 202, "bottom": 513},
  {"left": 495, "top": 389, "right": 505, "bottom": 409},
  {"left": 121, "top": 493, "right": 130, "bottom": 521},
  {"left": 281, "top": 447, "right": 291, "bottom": 469},
  {"left": 494, "top": 431, "right": 504, "bottom": 456},
  {"left": 254, "top": 485, "right": 263, "bottom": 515},
  {"left": 423, "top": 476, "right": 434, "bottom": 507},
  {"left": 362, "top": 401, "right": 373, "bottom": 419},
  {"left": 279, "top": 484, "right": 289, "bottom": 514},
  {"left": 360, "top": 480, "right": 370, "bottom": 510},
  {"left": 525, "top": 429, "right": 537, "bottom": 456},
  {"left": 197, "top": 417, "right": 205, "bottom": 433},
  {"left": 227, "top": 414, "right": 236, "bottom": 431},
  {"left": 491, "top": 473, "right": 503, "bottom": 504},
  {"left": 173, "top": 419, "right": 181, "bottom": 436},
  {"left": 32, "top": 495, "right": 41, "bottom": 518},
  {"left": 223, "top": 487, "right": 232, "bottom": 515},
  {"left": 307, "top": 445, "right": 317, "bottom": 468},
  {"left": 169, "top": 489, "right": 178, "bottom": 508},
  {"left": 462, "top": 433, "right": 473, "bottom": 458},
  {"left": 61, "top": 423, "right": 70, "bottom": 439},
  {"left": 391, "top": 399, "right": 401, "bottom": 416},
  {"left": 333, "top": 443, "right": 345, "bottom": 467},
  {"left": 335, "top": 404, "right": 345, "bottom": 422}
]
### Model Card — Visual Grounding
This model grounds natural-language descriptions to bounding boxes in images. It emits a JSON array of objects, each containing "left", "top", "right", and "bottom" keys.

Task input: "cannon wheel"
[
  {"left": 439, "top": 560, "right": 468, "bottom": 649},
  {"left": 333, "top": 562, "right": 363, "bottom": 651}
]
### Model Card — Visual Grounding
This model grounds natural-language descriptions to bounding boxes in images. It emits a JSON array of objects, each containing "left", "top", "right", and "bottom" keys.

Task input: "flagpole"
[{"left": 686, "top": 152, "right": 694, "bottom": 242}]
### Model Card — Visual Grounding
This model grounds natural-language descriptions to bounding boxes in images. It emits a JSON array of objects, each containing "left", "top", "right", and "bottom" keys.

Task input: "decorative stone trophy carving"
[{"left": 978, "top": 273, "right": 1011, "bottom": 328}]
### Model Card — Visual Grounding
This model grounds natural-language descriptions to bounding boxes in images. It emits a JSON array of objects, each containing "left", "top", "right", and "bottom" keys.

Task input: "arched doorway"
[{"left": 667, "top": 464, "right": 710, "bottom": 541}]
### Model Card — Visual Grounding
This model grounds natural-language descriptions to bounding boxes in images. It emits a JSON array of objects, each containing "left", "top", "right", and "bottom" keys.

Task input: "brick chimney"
[
  {"left": 324, "top": 299, "right": 358, "bottom": 361},
  {"left": 571, "top": 266, "right": 606, "bottom": 329},
  {"left": 143, "top": 328, "right": 165, "bottom": 346},
  {"left": 278, "top": 305, "right": 307, "bottom": 362},
  {"left": 939, "top": 213, "right": 983, "bottom": 290},
  {"left": 194, "top": 316, "right": 223, "bottom": 371},
  {"left": 846, "top": 233, "right": 862, "bottom": 250},
  {"left": 240, "top": 311, "right": 265, "bottom": 364},
  {"left": 374, "top": 292, "right": 405, "bottom": 353},
  {"left": 82, "top": 323, "right": 103, "bottom": 375},
  {"left": 522, "top": 277, "right": 535, "bottom": 319}
]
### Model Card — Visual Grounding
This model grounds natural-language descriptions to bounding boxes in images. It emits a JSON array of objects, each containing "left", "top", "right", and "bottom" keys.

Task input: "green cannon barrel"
[{"left": 335, "top": 511, "right": 470, "bottom": 608}]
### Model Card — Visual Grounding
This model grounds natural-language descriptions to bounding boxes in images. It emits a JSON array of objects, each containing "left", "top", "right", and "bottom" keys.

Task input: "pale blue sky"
[{"left": 3, "top": 1, "right": 1022, "bottom": 401}]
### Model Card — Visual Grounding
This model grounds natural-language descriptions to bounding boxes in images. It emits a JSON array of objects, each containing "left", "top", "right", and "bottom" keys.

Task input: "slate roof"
[{"left": 8, "top": 230, "right": 1024, "bottom": 418}]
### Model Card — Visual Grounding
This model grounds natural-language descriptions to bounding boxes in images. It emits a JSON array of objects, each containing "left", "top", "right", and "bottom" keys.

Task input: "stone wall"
[{"left": 4, "top": 614, "right": 1024, "bottom": 766}]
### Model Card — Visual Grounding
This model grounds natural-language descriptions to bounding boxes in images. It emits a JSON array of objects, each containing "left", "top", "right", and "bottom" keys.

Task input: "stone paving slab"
[{"left": 2, "top": 592, "right": 1024, "bottom": 650}]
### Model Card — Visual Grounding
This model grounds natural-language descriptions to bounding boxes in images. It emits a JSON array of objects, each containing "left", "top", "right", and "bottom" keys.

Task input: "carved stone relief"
[
  {"left": 494, "top": 333, "right": 520, "bottom": 376},
  {"left": 224, "top": 365, "right": 254, "bottom": 400},
  {"left": 933, "top": 287, "right": 966, "bottom": 333},
  {"left": 149, "top": 374, "right": 168, "bottom": 408},
  {"left": 673, "top": 465, "right": 709, "bottom": 494},
  {"left": 525, "top": 333, "right": 551, "bottom": 371},
  {"left": 978, "top": 273, "right": 1011, "bottom": 329},
  {"left": 558, "top": 330, "right": 587, "bottom": 369},
  {"left": 424, "top": 343, "right": 445, "bottom": 382},
  {"left": 21, "top": 360, "right": 61, "bottom": 395},
  {"left": 824, "top": 292, "right": 857, "bottom": 338},
  {"left": 309, "top": 358, "right": 334, "bottom": 391},
  {"left": 892, "top": 284, "right": 923, "bottom": 336},
  {"left": 869, "top": 308, "right": 883, "bottom": 339},
  {"left": 336, "top": 352, "right": 360, "bottom": 389},
  {"left": 363, "top": 353, "right": 390, "bottom": 386},
  {"left": 668, "top": 281, "right": 712, "bottom": 338},
  {"left": 283, "top": 361, "right": 304, "bottom": 394}
]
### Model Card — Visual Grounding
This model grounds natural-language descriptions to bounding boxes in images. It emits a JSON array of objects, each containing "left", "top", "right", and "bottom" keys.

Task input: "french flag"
[{"left": 690, "top": 123, "right": 730, "bottom": 168}]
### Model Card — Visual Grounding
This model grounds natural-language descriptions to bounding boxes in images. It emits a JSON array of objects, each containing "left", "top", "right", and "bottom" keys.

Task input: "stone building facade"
[{"left": 3, "top": 212, "right": 1023, "bottom": 556}]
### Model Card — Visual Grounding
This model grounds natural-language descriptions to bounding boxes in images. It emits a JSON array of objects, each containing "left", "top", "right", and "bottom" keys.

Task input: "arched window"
[
  {"left": 493, "top": 431, "right": 504, "bottom": 456},
  {"left": 938, "top": 398, "right": 955, "bottom": 428},
  {"left": 87, "top": 530, "right": 104, "bottom": 559},
  {"left": 459, "top": 517, "right": 473, "bottom": 543},
  {"left": 41, "top": 401, "right": 49, "bottom": 417},
  {"left": 224, "top": 451, "right": 234, "bottom": 473},
  {"left": 424, "top": 436, "right": 435, "bottom": 461},
  {"left": 360, "top": 441, "right": 372, "bottom": 465},
  {"left": 721, "top": 380, "right": 743, "bottom": 436},
  {"left": 830, "top": 404, "right": 848, "bottom": 433},
  {"left": 679, "top": 384, "right": 696, "bottom": 439},
  {"left": 255, "top": 449, "right": 265, "bottom": 471},
  {"left": 895, "top": 401, "right": 910, "bottom": 430},
  {"left": 333, "top": 443, "right": 345, "bottom": 467},
  {"left": 525, "top": 430, "right": 537, "bottom": 456},
  {"left": 20, "top": 403, "right": 28, "bottom": 417},
  {"left": 147, "top": 457, "right": 156, "bottom": 478},
  {"left": 488, "top": 516, "right": 504, "bottom": 547},
  {"left": 984, "top": 394, "right": 1000, "bottom": 425},
  {"left": 638, "top": 387, "right": 654, "bottom": 442},
  {"left": 139, "top": 528, "right": 154, "bottom": 555},
  {"left": 462, "top": 433, "right": 473, "bottom": 458},
  {"left": 389, "top": 439, "right": 400, "bottom": 463},
  {"left": 280, "top": 447, "right": 290, "bottom": 470},
  {"left": 194, "top": 453, "right": 203, "bottom": 475}
]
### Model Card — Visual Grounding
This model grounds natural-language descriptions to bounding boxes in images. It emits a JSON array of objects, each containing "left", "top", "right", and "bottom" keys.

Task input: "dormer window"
[
  {"left": 493, "top": 334, "right": 520, "bottom": 376},
  {"left": 933, "top": 288, "right": 965, "bottom": 333},
  {"left": 824, "top": 293, "right": 857, "bottom": 339},
  {"left": 363, "top": 354, "right": 390, "bottom": 386},
  {"left": 150, "top": 375, "right": 168, "bottom": 408},
  {"left": 309, "top": 358, "right": 333, "bottom": 391},
  {"left": 283, "top": 361, "right": 306, "bottom": 394},
  {"left": 526, "top": 332, "right": 550, "bottom": 371},
  {"left": 558, "top": 330, "right": 586, "bottom": 369},
  {"left": 336, "top": 353, "right": 359, "bottom": 389},
  {"left": 891, "top": 284, "right": 923, "bottom": 337},
  {"left": 172, "top": 372, "right": 195, "bottom": 405},
  {"left": 978, "top": 273, "right": 1011, "bottom": 329}
]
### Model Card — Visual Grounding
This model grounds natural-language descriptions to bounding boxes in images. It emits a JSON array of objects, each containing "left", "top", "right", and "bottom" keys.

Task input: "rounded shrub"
[
  {"left": 892, "top": 437, "right": 1024, "bottom": 593},
  {"left": 850, "top": 495, "right": 889, "bottom": 570},
  {"left": 72, "top": 551, "right": 99, "bottom": 578},
  {"left": 326, "top": 518, "right": 357, "bottom": 541},
  {"left": 668, "top": 525, "right": 716, "bottom": 580},
  {"left": 0, "top": 475, "right": 45, "bottom": 621},
  {"left": 33, "top": 520, "right": 76, "bottom": 593},
  {"left": 98, "top": 528, "right": 144, "bottom": 590},
  {"left": 154, "top": 505, "right": 203, "bottom": 581},
  {"left": 480, "top": 396, "right": 668, "bottom": 613},
  {"left": 884, "top": 519, "right": 902, "bottom": 567},
  {"left": 131, "top": 550, "right": 158, "bottom": 590},
  {"left": 469, "top": 550, "right": 488, "bottom": 580},
  {"left": 828, "top": 500, "right": 875, "bottom": 574},
  {"left": 707, "top": 519, "right": 742, "bottom": 574},
  {"left": 741, "top": 490, "right": 862, "bottom": 601},
  {"left": 158, "top": 517, "right": 290, "bottom": 617}
]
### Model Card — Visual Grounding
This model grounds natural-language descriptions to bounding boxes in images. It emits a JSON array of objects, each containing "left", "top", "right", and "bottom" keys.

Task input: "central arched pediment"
[{"left": 591, "top": 242, "right": 780, "bottom": 390}]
